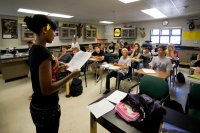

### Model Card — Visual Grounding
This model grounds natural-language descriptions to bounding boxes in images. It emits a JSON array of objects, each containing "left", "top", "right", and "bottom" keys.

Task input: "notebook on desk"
[{"left": 188, "top": 75, "right": 200, "bottom": 80}]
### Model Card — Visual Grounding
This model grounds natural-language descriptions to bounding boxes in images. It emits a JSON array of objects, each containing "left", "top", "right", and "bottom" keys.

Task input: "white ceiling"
[{"left": 0, "top": 0, "right": 200, "bottom": 24}]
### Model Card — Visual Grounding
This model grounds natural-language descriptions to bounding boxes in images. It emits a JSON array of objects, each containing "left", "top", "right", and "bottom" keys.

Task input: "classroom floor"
[{"left": 0, "top": 67, "right": 191, "bottom": 133}]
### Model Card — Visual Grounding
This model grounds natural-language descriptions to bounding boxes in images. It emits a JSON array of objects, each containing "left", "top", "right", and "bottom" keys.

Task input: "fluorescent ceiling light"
[
  {"left": 118, "top": 0, "right": 140, "bottom": 4},
  {"left": 17, "top": 8, "right": 49, "bottom": 15},
  {"left": 99, "top": 21, "right": 114, "bottom": 24},
  {"left": 49, "top": 13, "right": 73, "bottom": 18},
  {"left": 17, "top": 8, "right": 73, "bottom": 19},
  {"left": 141, "top": 8, "right": 167, "bottom": 18}
]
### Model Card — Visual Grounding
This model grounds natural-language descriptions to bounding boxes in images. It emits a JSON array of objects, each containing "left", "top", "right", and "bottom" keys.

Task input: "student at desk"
[
  {"left": 149, "top": 45, "right": 172, "bottom": 75},
  {"left": 104, "top": 48, "right": 131, "bottom": 94},
  {"left": 141, "top": 46, "right": 152, "bottom": 68},
  {"left": 194, "top": 67, "right": 200, "bottom": 75},
  {"left": 90, "top": 45, "right": 105, "bottom": 82},
  {"left": 165, "top": 43, "right": 179, "bottom": 68},
  {"left": 57, "top": 45, "right": 72, "bottom": 64},
  {"left": 71, "top": 37, "right": 80, "bottom": 50},
  {"left": 194, "top": 53, "right": 200, "bottom": 67},
  {"left": 131, "top": 43, "right": 142, "bottom": 69},
  {"left": 151, "top": 43, "right": 158, "bottom": 56}
]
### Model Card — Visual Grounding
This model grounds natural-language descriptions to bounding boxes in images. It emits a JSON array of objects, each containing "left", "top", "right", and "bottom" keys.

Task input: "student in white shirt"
[
  {"left": 149, "top": 45, "right": 172, "bottom": 75},
  {"left": 104, "top": 48, "right": 131, "bottom": 94},
  {"left": 71, "top": 37, "right": 80, "bottom": 50}
]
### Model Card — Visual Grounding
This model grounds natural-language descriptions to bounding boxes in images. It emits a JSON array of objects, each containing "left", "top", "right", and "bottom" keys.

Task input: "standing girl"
[{"left": 24, "top": 15, "right": 80, "bottom": 133}]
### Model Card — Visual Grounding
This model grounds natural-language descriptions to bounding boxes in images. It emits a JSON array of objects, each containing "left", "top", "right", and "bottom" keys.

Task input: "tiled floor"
[{"left": 0, "top": 67, "right": 191, "bottom": 133}]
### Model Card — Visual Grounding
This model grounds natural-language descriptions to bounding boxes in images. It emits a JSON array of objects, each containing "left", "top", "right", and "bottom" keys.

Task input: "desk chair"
[
  {"left": 185, "top": 84, "right": 200, "bottom": 121},
  {"left": 136, "top": 75, "right": 170, "bottom": 103},
  {"left": 117, "top": 66, "right": 133, "bottom": 90}
]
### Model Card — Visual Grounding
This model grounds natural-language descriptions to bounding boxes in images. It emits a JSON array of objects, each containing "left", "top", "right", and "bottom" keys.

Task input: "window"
[{"left": 150, "top": 28, "right": 182, "bottom": 45}]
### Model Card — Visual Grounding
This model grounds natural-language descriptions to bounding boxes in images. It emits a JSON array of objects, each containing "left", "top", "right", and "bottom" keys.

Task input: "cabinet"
[
  {"left": 121, "top": 28, "right": 137, "bottom": 38},
  {"left": 21, "top": 25, "right": 35, "bottom": 40},
  {"left": 85, "top": 28, "right": 97, "bottom": 39},
  {"left": 59, "top": 27, "right": 77, "bottom": 39}
]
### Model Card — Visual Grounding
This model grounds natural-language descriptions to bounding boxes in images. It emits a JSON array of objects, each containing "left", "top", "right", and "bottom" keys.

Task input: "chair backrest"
[
  {"left": 139, "top": 75, "right": 169, "bottom": 101},
  {"left": 188, "top": 84, "right": 200, "bottom": 109},
  {"left": 185, "top": 84, "right": 200, "bottom": 120}
]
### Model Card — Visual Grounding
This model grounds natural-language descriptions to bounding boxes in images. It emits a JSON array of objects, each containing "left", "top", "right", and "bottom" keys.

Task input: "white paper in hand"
[{"left": 67, "top": 51, "right": 91, "bottom": 72}]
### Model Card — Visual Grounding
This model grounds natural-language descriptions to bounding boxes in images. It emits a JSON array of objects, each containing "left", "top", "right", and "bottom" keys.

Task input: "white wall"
[
  {"left": 105, "top": 17, "right": 200, "bottom": 47},
  {"left": 0, "top": 15, "right": 105, "bottom": 50}
]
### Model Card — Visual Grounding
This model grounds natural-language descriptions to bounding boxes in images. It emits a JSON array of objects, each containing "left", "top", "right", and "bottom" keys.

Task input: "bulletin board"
[{"left": 182, "top": 31, "right": 200, "bottom": 40}]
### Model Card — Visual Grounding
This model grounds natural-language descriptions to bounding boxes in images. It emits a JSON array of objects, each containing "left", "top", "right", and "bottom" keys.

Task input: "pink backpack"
[{"left": 115, "top": 102, "right": 140, "bottom": 122}]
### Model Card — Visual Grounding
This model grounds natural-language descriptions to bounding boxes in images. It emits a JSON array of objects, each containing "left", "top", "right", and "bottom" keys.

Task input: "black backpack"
[
  {"left": 120, "top": 93, "right": 166, "bottom": 133},
  {"left": 177, "top": 72, "right": 185, "bottom": 83},
  {"left": 70, "top": 78, "right": 83, "bottom": 97}
]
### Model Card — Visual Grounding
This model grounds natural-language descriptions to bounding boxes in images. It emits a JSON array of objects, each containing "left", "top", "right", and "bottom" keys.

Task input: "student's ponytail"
[{"left": 24, "top": 16, "right": 39, "bottom": 35}]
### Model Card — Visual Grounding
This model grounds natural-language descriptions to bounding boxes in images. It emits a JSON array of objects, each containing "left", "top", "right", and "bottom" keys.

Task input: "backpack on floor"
[
  {"left": 177, "top": 72, "right": 185, "bottom": 84},
  {"left": 70, "top": 78, "right": 83, "bottom": 97}
]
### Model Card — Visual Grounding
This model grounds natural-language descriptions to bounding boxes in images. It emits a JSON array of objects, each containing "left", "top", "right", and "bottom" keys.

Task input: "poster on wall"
[
  {"left": 1, "top": 19, "right": 18, "bottom": 39},
  {"left": 114, "top": 28, "right": 121, "bottom": 38}
]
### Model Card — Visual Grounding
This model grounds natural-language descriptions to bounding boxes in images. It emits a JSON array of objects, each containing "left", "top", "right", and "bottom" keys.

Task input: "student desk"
[
  {"left": 90, "top": 97, "right": 200, "bottom": 133},
  {"left": 135, "top": 69, "right": 169, "bottom": 80}
]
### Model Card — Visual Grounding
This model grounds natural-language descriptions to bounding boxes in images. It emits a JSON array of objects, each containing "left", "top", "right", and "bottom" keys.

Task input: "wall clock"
[{"left": 162, "top": 20, "right": 169, "bottom": 26}]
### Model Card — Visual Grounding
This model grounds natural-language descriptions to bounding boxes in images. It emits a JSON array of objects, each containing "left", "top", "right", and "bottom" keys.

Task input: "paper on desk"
[
  {"left": 110, "top": 66, "right": 120, "bottom": 70},
  {"left": 67, "top": 51, "right": 91, "bottom": 72},
  {"left": 142, "top": 68, "right": 156, "bottom": 73},
  {"left": 87, "top": 98, "right": 115, "bottom": 118},
  {"left": 106, "top": 90, "right": 127, "bottom": 104},
  {"left": 101, "top": 64, "right": 112, "bottom": 68}
]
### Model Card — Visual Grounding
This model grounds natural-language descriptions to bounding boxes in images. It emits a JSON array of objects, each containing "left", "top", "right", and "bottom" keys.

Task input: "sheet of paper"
[
  {"left": 101, "top": 64, "right": 113, "bottom": 68},
  {"left": 87, "top": 98, "right": 115, "bottom": 118},
  {"left": 106, "top": 90, "right": 127, "bottom": 104},
  {"left": 67, "top": 51, "right": 91, "bottom": 72},
  {"left": 110, "top": 66, "right": 121, "bottom": 70},
  {"left": 142, "top": 68, "right": 156, "bottom": 73}
]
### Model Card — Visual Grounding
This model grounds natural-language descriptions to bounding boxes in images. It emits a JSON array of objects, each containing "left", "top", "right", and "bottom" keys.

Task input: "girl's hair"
[
  {"left": 24, "top": 15, "right": 56, "bottom": 35},
  {"left": 133, "top": 43, "right": 141, "bottom": 53}
]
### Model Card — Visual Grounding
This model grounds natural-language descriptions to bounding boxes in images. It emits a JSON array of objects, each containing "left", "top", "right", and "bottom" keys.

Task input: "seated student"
[
  {"left": 107, "top": 42, "right": 115, "bottom": 53},
  {"left": 27, "top": 39, "right": 35, "bottom": 53},
  {"left": 114, "top": 43, "right": 120, "bottom": 56},
  {"left": 123, "top": 42, "right": 132, "bottom": 54},
  {"left": 149, "top": 45, "right": 172, "bottom": 75},
  {"left": 151, "top": 43, "right": 158, "bottom": 56},
  {"left": 72, "top": 47, "right": 79, "bottom": 55},
  {"left": 71, "top": 37, "right": 80, "bottom": 50},
  {"left": 142, "top": 47, "right": 152, "bottom": 68},
  {"left": 99, "top": 43, "right": 107, "bottom": 53},
  {"left": 165, "top": 43, "right": 179, "bottom": 68},
  {"left": 87, "top": 44, "right": 94, "bottom": 53},
  {"left": 194, "top": 67, "right": 200, "bottom": 75},
  {"left": 165, "top": 43, "right": 178, "bottom": 59},
  {"left": 104, "top": 48, "right": 131, "bottom": 94},
  {"left": 194, "top": 53, "right": 200, "bottom": 67},
  {"left": 57, "top": 45, "right": 72, "bottom": 64},
  {"left": 131, "top": 43, "right": 142, "bottom": 69},
  {"left": 90, "top": 45, "right": 105, "bottom": 81}
]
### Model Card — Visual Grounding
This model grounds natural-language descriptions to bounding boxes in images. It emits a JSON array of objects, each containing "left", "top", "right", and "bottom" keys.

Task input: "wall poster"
[{"left": 2, "top": 19, "right": 18, "bottom": 39}]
